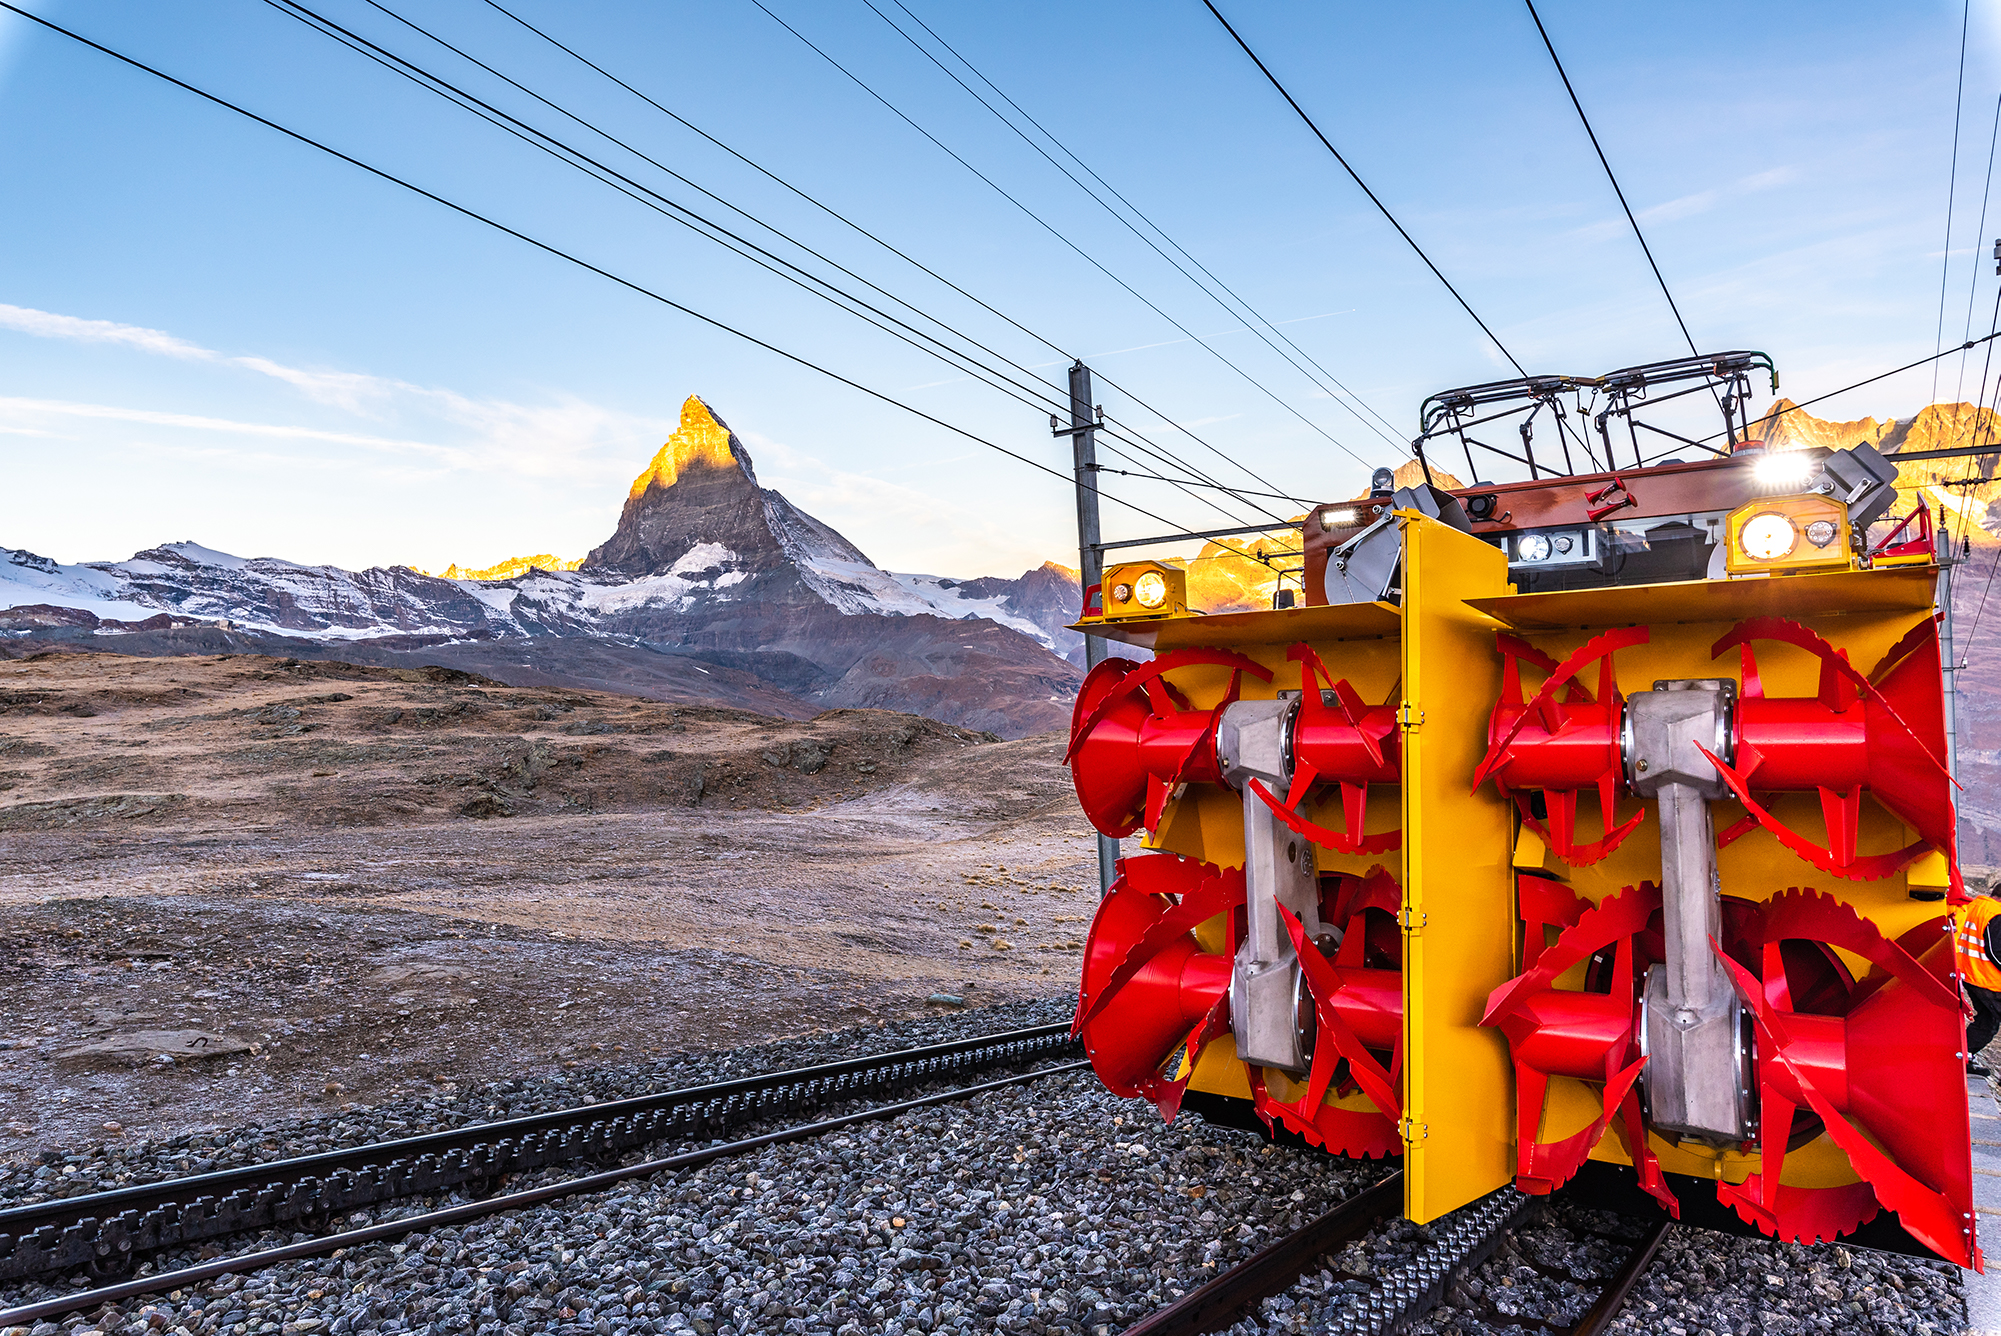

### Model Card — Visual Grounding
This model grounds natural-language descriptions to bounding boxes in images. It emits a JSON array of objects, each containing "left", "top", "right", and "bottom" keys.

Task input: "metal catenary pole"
[{"left": 1066, "top": 359, "right": 1120, "bottom": 894}]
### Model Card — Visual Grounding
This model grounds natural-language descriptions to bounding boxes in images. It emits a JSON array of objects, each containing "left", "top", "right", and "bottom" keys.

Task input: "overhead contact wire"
[
  {"left": 474, "top": 0, "right": 1303, "bottom": 519},
  {"left": 0, "top": 2, "right": 1211, "bottom": 538},
  {"left": 1201, "top": 0, "right": 1528, "bottom": 377},
  {"left": 1954, "top": 93, "right": 2001, "bottom": 409},
  {"left": 745, "top": 0, "right": 1313, "bottom": 506},
  {"left": 865, "top": 0, "right": 1404, "bottom": 456},
  {"left": 1522, "top": 0, "right": 1702, "bottom": 360},
  {"left": 1693, "top": 329, "right": 2001, "bottom": 447},
  {"left": 272, "top": 4, "right": 1088, "bottom": 458},
  {"left": 271, "top": 0, "right": 1265, "bottom": 532},
  {"left": 1935, "top": 0, "right": 1974, "bottom": 405}
]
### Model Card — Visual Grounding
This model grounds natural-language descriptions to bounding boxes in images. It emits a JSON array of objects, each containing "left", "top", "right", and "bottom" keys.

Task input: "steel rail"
[
  {"left": 1117, "top": 1175, "right": 1665, "bottom": 1336},
  {"left": 0, "top": 1024, "right": 1076, "bottom": 1283},
  {"left": 1119, "top": 1172, "right": 1402, "bottom": 1336},
  {"left": 1567, "top": 1216, "right": 1671, "bottom": 1336},
  {"left": 0, "top": 1061, "right": 1091, "bottom": 1327}
]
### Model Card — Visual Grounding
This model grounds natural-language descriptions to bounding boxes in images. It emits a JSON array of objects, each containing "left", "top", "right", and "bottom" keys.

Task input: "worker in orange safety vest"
[{"left": 1954, "top": 887, "right": 2001, "bottom": 1077}]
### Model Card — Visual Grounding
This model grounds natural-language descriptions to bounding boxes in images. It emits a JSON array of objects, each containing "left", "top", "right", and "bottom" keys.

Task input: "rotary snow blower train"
[{"left": 1064, "top": 352, "right": 1981, "bottom": 1268}]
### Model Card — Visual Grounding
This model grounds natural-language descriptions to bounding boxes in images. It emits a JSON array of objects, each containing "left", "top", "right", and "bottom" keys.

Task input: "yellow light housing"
[
  {"left": 1098, "top": 560, "right": 1187, "bottom": 621},
  {"left": 1723, "top": 494, "right": 1852, "bottom": 575}
]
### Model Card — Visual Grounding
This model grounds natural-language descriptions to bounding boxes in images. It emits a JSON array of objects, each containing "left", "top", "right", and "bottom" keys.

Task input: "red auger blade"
[
  {"left": 1248, "top": 873, "right": 1404, "bottom": 1159},
  {"left": 1481, "top": 881, "right": 1675, "bottom": 1209},
  {"left": 1066, "top": 649, "right": 1274, "bottom": 838},
  {"left": 1714, "top": 619, "right": 1960, "bottom": 891},
  {"left": 1476, "top": 626, "right": 1648, "bottom": 866},
  {"left": 1699, "top": 743, "right": 1932, "bottom": 884},
  {"left": 1248, "top": 776, "right": 1402, "bottom": 856},
  {"left": 1074, "top": 854, "right": 1235, "bottom": 1107},
  {"left": 1711, "top": 889, "right": 1977, "bottom": 1268}
]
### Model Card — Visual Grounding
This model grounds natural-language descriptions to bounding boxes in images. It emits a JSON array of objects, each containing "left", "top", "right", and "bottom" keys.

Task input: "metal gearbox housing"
[
  {"left": 1622, "top": 680, "right": 1752, "bottom": 1144},
  {"left": 1217, "top": 698, "right": 1324, "bottom": 1074}
]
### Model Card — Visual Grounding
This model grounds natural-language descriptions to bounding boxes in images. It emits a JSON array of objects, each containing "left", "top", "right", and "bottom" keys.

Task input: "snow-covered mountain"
[{"left": 0, "top": 397, "right": 1083, "bottom": 737}]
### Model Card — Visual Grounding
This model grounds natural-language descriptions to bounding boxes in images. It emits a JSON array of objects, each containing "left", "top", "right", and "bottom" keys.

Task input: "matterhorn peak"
[
  {"left": 583, "top": 395, "right": 796, "bottom": 578},
  {"left": 625, "top": 396, "right": 755, "bottom": 500}
]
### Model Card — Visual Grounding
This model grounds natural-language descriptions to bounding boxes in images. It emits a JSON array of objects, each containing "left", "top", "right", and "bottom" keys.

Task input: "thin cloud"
[
  {"left": 1637, "top": 189, "right": 1721, "bottom": 224},
  {"left": 0, "top": 303, "right": 215, "bottom": 360},
  {"left": 1568, "top": 166, "right": 1801, "bottom": 241},
  {"left": 0, "top": 300, "right": 676, "bottom": 481},
  {"left": 0, "top": 396, "right": 464, "bottom": 459}
]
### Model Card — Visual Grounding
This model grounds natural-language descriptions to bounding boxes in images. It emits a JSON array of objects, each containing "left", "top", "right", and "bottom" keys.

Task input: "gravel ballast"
[
  {"left": 1, "top": 1001, "right": 1971, "bottom": 1336},
  {"left": 0, "top": 1012, "right": 1383, "bottom": 1335},
  {"left": 1211, "top": 1193, "right": 1966, "bottom": 1336}
]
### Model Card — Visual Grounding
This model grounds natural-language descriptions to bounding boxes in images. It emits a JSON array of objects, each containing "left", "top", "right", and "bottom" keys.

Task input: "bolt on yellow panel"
[{"left": 1397, "top": 515, "right": 1517, "bottom": 1223}]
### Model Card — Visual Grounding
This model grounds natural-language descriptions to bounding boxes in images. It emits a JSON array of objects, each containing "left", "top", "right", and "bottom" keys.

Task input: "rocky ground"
[{"left": 0, "top": 651, "right": 1100, "bottom": 1155}]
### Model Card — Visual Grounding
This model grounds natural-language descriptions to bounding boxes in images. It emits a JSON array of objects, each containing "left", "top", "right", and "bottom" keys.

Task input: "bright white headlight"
[
  {"left": 1740, "top": 511, "right": 1798, "bottom": 560},
  {"left": 1517, "top": 534, "right": 1552, "bottom": 562},
  {"left": 1133, "top": 571, "right": 1168, "bottom": 608},
  {"left": 1754, "top": 452, "right": 1815, "bottom": 489}
]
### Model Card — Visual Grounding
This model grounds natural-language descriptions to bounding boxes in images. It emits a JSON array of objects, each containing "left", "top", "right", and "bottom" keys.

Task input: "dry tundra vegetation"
[{"left": 0, "top": 649, "right": 1103, "bottom": 1154}]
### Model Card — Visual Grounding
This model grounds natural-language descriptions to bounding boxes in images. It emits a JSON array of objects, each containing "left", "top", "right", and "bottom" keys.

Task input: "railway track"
[
  {"left": 0, "top": 1022, "right": 1077, "bottom": 1292},
  {"left": 1124, "top": 1170, "right": 1671, "bottom": 1336},
  {"left": 0, "top": 1058, "right": 1091, "bottom": 1328}
]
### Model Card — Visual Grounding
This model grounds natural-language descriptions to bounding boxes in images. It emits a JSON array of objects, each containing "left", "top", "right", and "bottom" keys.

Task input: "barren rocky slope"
[{"left": 0, "top": 651, "right": 1100, "bottom": 1156}]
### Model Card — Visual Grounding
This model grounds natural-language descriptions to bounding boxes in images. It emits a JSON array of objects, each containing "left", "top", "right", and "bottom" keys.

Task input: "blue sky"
[{"left": 1, "top": 0, "right": 1996, "bottom": 577}]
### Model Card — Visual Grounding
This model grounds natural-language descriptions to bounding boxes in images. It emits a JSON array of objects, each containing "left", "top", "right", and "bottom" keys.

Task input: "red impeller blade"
[
  {"left": 1074, "top": 855, "right": 1234, "bottom": 1101},
  {"left": 1698, "top": 743, "right": 1932, "bottom": 883},
  {"left": 1473, "top": 625, "right": 1648, "bottom": 793},
  {"left": 1712, "top": 888, "right": 1978, "bottom": 1268},
  {"left": 1246, "top": 887, "right": 1403, "bottom": 1159},
  {"left": 1247, "top": 776, "right": 1402, "bottom": 856},
  {"left": 1481, "top": 881, "right": 1674, "bottom": 1207}
]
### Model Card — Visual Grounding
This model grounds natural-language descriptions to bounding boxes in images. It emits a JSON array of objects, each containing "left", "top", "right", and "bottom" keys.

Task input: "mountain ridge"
[{"left": 0, "top": 396, "right": 1084, "bottom": 737}]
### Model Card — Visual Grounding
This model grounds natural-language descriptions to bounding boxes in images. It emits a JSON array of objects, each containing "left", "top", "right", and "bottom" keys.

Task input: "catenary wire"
[
  {"left": 1945, "top": 272, "right": 2001, "bottom": 562},
  {"left": 264, "top": 4, "right": 1112, "bottom": 458},
  {"left": 0, "top": 1, "right": 1222, "bottom": 542},
  {"left": 268, "top": 0, "right": 1279, "bottom": 532},
  {"left": 458, "top": 1, "right": 1302, "bottom": 524},
  {"left": 279, "top": 1, "right": 1210, "bottom": 495},
  {"left": 1955, "top": 93, "right": 2001, "bottom": 408},
  {"left": 865, "top": 0, "right": 1406, "bottom": 454},
  {"left": 1522, "top": 0, "right": 1701, "bottom": 360},
  {"left": 473, "top": 0, "right": 1310, "bottom": 511},
  {"left": 1934, "top": 0, "right": 1973, "bottom": 405},
  {"left": 1201, "top": 0, "right": 1529, "bottom": 377},
  {"left": 1949, "top": 297, "right": 2001, "bottom": 660},
  {"left": 743, "top": 0, "right": 1313, "bottom": 504},
  {"left": 1691, "top": 329, "right": 2001, "bottom": 447}
]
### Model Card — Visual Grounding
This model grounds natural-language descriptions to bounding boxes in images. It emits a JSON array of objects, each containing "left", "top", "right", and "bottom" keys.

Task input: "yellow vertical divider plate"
[{"left": 1398, "top": 514, "right": 1516, "bottom": 1222}]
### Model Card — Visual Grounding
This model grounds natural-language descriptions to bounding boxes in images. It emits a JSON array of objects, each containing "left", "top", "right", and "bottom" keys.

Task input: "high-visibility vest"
[{"left": 1955, "top": 895, "right": 2001, "bottom": 991}]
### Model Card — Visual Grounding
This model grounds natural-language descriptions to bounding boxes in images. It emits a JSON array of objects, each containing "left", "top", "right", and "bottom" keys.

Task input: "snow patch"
[
  {"left": 668, "top": 542, "right": 740, "bottom": 577},
  {"left": 886, "top": 571, "right": 1054, "bottom": 649},
  {"left": 157, "top": 542, "right": 251, "bottom": 570}
]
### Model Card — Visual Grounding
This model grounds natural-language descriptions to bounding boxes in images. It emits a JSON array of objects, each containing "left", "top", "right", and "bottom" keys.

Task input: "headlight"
[
  {"left": 1318, "top": 506, "right": 1360, "bottom": 531},
  {"left": 1754, "top": 451, "right": 1816, "bottom": 489},
  {"left": 1740, "top": 511, "right": 1798, "bottom": 560},
  {"left": 1517, "top": 534, "right": 1552, "bottom": 562},
  {"left": 1804, "top": 519, "right": 1838, "bottom": 549},
  {"left": 1133, "top": 571, "right": 1168, "bottom": 608},
  {"left": 1111, "top": 582, "right": 1133, "bottom": 605},
  {"left": 1553, "top": 535, "right": 1574, "bottom": 555}
]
